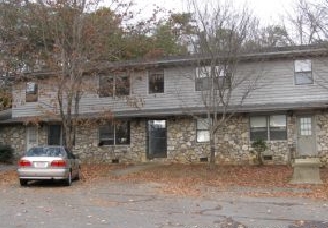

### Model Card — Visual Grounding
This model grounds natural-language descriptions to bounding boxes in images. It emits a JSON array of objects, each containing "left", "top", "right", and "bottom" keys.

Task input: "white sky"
[{"left": 121, "top": 0, "right": 294, "bottom": 25}]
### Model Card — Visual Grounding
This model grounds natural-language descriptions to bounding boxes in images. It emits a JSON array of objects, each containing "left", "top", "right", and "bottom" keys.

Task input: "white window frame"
[
  {"left": 195, "top": 65, "right": 229, "bottom": 91},
  {"left": 250, "top": 115, "right": 287, "bottom": 141},
  {"left": 196, "top": 118, "right": 210, "bottom": 143},
  {"left": 294, "top": 59, "right": 313, "bottom": 85},
  {"left": 148, "top": 68, "right": 164, "bottom": 94}
]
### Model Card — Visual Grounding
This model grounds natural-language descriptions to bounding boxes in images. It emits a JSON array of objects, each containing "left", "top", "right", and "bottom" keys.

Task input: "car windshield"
[{"left": 26, "top": 147, "right": 64, "bottom": 158}]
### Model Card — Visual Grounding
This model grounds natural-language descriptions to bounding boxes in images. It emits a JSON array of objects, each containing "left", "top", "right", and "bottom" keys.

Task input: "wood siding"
[{"left": 12, "top": 57, "right": 328, "bottom": 118}]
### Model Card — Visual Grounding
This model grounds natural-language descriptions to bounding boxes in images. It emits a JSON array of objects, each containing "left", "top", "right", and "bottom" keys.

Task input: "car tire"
[
  {"left": 20, "top": 179, "right": 28, "bottom": 187},
  {"left": 64, "top": 171, "right": 72, "bottom": 186}
]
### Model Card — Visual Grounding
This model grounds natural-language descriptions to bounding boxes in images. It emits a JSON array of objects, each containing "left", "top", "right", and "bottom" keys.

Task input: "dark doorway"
[
  {"left": 48, "top": 125, "right": 62, "bottom": 145},
  {"left": 147, "top": 120, "right": 167, "bottom": 159}
]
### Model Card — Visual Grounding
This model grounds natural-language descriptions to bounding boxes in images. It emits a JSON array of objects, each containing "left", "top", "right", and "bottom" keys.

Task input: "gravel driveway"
[{"left": 1, "top": 169, "right": 328, "bottom": 228}]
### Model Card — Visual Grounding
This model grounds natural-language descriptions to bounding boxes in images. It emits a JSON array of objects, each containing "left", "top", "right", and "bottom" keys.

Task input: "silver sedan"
[{"left": 18, "top": 146, "right": 80, "bottom": 186}]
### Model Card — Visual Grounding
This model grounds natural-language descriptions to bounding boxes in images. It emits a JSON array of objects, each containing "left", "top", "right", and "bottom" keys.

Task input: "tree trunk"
[{"left": 209, "top": 138, "right": 216, "bottom": 169}]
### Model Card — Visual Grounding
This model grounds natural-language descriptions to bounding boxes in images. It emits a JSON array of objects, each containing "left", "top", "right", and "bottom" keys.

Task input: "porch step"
[{"left": 290, "top": 158, "right": 323, "bottom": 184}]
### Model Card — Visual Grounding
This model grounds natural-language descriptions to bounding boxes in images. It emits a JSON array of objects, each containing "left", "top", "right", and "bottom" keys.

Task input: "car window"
[{"left": 26, "top": 148, "right": 64, "bottom": 157}]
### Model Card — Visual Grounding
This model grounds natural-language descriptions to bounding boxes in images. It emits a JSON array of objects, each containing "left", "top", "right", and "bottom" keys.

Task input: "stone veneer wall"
[
  {"left": 67, "top": 115, "right": 292, "bottom": 165},
  {"left": 316, "top": 114, "right": 328, "bottom": 163},
  {"left": 0, "top": 125, "right": 26, "bottom": 159},
  {"left": 167, "top": 116, "right": 291, "bottom": 165},
  {"left": 0, "top": 124, "right": 51, "bottom": 160},
  {"left": 0, "top": 114, "right": 302, "bottom": 165},
  {"left": 73, "top": 120, "right": 146, "bottom": 162}
]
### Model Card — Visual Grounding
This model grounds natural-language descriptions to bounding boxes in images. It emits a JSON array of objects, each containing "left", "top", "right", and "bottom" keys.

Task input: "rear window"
[{"left": 26, "top": 148, "right": 65, "bottom": 158}]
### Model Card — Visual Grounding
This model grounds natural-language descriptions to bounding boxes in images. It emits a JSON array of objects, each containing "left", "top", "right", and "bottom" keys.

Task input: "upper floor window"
[
  {"left": 98, "top": 120, "right": 130, "bottom": 146},
  {"left": 195, "top": 66, "right": 231, "bottom": 91},
  {"left": 149, "top": 69, "right": 164, "bottom": 93},
  {"left": 294, "top": 59, "right": 313, "bottom": 85},
  {"left": 26, "top": 82, "right": 38, "bottom": 102},
  {"left": 250, "top": 115, "right": 287, "bottom": 141},
  {"left": 99, "top": 75, "right": 129, "bottom": 98},
  {"left": 196, "top": 118, "right": 210, "bottom": 142}
]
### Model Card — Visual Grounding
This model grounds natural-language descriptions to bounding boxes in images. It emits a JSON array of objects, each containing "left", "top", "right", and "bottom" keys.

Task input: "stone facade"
[
  {"left": 316, "top": 114, "right": 328, "bottom": 163},
  {"left": 4, "top": 111, "right": 328, "bottom": 165},
  {"left": 0, "top": 125, "right": 26, "bottom": 158},
  {"left": 73, "top": 120, "right": 146, "bottom": 162},
  {"left": 68, "top": 115, "right": 291, "bottom": 165}
]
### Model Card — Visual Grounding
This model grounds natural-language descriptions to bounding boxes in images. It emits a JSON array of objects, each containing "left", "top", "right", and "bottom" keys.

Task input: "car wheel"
[
  {"left": 64, "top": 171, "right": 72, "bottom": 186},
  {"left": 20, "top": 179, "right": 28, "bottom": 187}
]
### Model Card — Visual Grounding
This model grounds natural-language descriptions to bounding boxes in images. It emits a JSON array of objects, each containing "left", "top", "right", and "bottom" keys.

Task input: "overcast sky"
[{"left": 120, "top": 0, "right": 293, "bottom": 25}]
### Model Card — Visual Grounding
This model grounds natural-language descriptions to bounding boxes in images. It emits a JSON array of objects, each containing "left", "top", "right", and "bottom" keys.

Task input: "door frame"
[
  {"left": 146, "top": 119, "right": 167, "bottom": 159},
  {"left": 296, "top": 115, "right": 317, "bottom": 157},
  {"left": 26, "top": 126, "right": 38, "bottom": 150}
]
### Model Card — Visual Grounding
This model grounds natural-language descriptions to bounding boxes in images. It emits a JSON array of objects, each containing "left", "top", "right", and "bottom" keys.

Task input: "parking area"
[{"left": 1, "top": 165, "right": 328, "bottom": 228}]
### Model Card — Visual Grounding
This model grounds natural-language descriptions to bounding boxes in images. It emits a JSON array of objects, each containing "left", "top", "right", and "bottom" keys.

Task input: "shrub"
[
  {"left": 0, "top": 144, "right": 14, "bottom": 164},
  {"left": 251, "top": 139, "right": 268, "bottom": 166}
]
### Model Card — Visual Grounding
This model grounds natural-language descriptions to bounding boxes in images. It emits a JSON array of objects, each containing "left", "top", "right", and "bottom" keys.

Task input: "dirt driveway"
[{"left": 1, "top": 164, "right": 328, "bottom": 228}]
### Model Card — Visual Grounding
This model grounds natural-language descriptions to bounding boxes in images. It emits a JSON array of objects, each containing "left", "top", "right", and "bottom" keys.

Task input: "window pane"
[
  {"left": 250, "top": 117, "right": 267, "bottom": 128},
  {"left": 295, "top": 72, "right": 313, "bottom": 85},
  {"left": 300, "top": 117, "right": 312, "bottom": 136},
  {"left": 99, "top": 124, "right": 114, "bottom": 145},
  {"left": 294, "top": 59, "right": 311, "bottom": 72},
  {"left": 26, "top": 82, "right": 38, "bottom": 102},
  {"left": 270, "top": 115, "right": 286, "bottom": 127},
  {"left": 149, "top": 69, "right": 164, "bottom": 93},
  {"left": 196, "top": 66, "right": 211, "bottom": 78},
  {"left": 27, "top": 82, "right": 37, "bottom": 93},
  {"left": 115, "top": 121, "right": 130, "bottom": 145},
  {"left": 250, "top": 128, "right": 268, "bottom": 141},
  {"left": 195, "top": 77, "right": 210, "bottom": 91},
  {"left": 197, "top": 131, "right": 210, "bottom": 142},
  {"left": 99, "top": 75, "right": 113, "bottom": 98},
  {"left": 197, "top": 118, "right": 210, "bottom": 130},
  {"left": 270, "top": 127, "right": 287, "bottom": 140},
  {"left": 115, "top": 76, "right": 129, "bottom": 96}
]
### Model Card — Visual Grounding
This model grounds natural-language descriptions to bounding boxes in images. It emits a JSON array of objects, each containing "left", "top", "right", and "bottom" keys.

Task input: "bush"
[{"left": 0, "top": 144, "right": 14, "bottom": 164}]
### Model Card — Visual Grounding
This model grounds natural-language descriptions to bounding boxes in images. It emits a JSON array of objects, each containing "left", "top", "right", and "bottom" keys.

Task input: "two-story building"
[{"left": 2, "top": 46, "right": 328, "bottom": 165}]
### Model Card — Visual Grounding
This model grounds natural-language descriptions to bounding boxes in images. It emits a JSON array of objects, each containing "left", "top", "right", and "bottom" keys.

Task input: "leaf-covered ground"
[
  {"left": 2, "top": 163, "right": 328, "bottom": 200},
  {"left": 113, "top": 164, "right": 328, "bottom": 200}
]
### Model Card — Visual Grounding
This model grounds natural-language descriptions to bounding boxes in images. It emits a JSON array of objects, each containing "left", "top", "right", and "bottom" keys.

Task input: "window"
[
  {"left": 294, "top": 59, "right": 313, "bottom": 85},
  {"left": 300, "top": 117, "right": 312, "bottom": 136},
  {"left": 99, "top": 121, "right": 130, "bottom": 145},
  {"left": 196, "top": 118, "right": 210, "bottom": 142},
  {"left": 149, "top": 69, "right": 164, "bottom": 93},
  {"left": 99, "top": 75, "right": 129, "bottom": 98},
  {"left": 195, "top": 66, "right": 231, "bottom": 91},
  {"left": 26, "top": 82, "right": 38, "bottom": 102},
  {"left": 250, "top": 115, "right": 287, "bottom": 141}
]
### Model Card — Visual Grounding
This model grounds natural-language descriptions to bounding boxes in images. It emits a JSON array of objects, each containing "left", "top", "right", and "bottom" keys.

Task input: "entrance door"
[
  {"left": 296, "top": 116, "right": 317, "bottom": 156},
  {"left": 147, "top": 120, "right": 167, "bottom": 159},
  {"left": 27, "top": 126, "right": 38, "bottom": 150},
  {"left": 48, "top": 125, "right": 62, "bottom": 145}
]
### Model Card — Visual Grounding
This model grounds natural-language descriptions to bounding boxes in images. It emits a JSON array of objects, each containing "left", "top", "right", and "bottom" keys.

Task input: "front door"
[
  {"left": 296, "top": 116, "right": 317, "bottom": 157},
  {"left": 27, "top": 126, "right": 38, "bottom": 150},
  {"left": 147, "top": 120, "right": 167, "bottom": 159},
  {"left": 48, "top": 125, "right": 62, "bottom": 145}
]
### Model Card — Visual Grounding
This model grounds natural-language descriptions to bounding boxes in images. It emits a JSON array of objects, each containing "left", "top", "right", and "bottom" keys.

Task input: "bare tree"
[
  {"left": 184, "top": 0, "right": 262, "bottom": 167},
  {"left": 288, "top": 0, "right": 328, "bottom": 45},
  {"left": 0, "top": 0, "right": 135, "bottom": 151}
]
